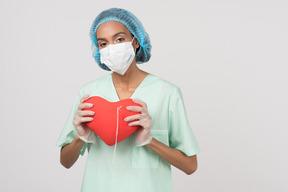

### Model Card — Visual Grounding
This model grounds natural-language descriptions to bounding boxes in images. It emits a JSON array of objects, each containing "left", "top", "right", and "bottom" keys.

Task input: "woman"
[{"left": 56, "top": 8, "right": 200, "bottom": 192}]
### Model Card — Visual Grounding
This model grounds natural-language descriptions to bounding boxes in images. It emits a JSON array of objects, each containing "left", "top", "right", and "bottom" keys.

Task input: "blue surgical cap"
[{"left": 89, "top": 8, "right": 152, "bottom": 71}]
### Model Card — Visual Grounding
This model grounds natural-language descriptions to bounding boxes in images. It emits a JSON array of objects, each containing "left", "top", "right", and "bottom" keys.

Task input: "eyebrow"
[{"left": 97, "top": 32, "right": 127, "bottom": 41}]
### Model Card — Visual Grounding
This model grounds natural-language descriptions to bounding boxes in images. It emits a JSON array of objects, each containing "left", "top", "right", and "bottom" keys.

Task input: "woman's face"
[{"left": 96, "top": 21, "right": 139, "bottom": 51}]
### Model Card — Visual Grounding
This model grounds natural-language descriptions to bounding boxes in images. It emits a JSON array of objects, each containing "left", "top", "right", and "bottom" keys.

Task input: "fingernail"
[
  {"left": 124, "top": 118, "right": 128, "bottom": 121},
  {"left": 89, "top": 103, "right": 93, "bottom": 107}
]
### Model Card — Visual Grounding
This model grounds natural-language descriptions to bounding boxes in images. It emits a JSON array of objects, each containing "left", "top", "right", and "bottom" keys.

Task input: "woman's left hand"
[{"left": 124, "top": 98, "right": 153, "bottom": 146}]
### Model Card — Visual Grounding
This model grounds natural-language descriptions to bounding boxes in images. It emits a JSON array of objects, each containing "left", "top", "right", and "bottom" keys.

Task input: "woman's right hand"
[{"left": 73, "top": 94, "right": 97, "bottom": 143}]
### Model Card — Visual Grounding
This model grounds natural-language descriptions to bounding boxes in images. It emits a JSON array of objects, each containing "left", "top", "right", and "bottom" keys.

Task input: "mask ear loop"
[
  {"left": 112, "top": 105, "right": 122, "bottom": 163},
  {"left": 131, "top": 36, "right": 135, "bottom": 44}
]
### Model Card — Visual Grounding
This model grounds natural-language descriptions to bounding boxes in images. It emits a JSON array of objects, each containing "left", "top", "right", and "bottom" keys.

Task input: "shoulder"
[
  {"left": 77, "top": 74, "right": 110, "bottom": 95},
  {"left": 149, "top": 73, "right": 181, "bottom": 93}
]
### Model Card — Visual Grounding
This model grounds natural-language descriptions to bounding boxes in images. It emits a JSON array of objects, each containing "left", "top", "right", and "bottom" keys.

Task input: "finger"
[
  {"left": 79, "top": 102, "right": 94, "bottom": 110},
  {"left": 73, "top": 116, "right": 93, "bottom": 126},
  {"left": 126, "top": 106, "right": 144, "bottom": 113},
  {"left": 132, "top": 98, "right": 147, "bottom": 109},
  {"left": 124, "top": 114, "right": 142, "bottom": 122},
  {"left": 80, "top": 94, "right": 90, "bottom": 103},
  {"left": 80, "top": 117, "right": 94, "bottom": 123},
  {"left": 80, "top": 110, "right": 95, "bottom": 117},
  {"left": 128, "top": 120, "right": 140, "bottom": 127}
]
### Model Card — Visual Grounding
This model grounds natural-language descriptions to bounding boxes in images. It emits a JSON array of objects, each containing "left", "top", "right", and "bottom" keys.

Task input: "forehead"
[{"left": 96, "top": 21, "right": 131, "bottom": 39}]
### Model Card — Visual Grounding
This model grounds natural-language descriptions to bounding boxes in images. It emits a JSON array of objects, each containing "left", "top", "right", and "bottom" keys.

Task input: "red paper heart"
[{"left": 82, "top": 96, "right": 141, "bottom": 146}]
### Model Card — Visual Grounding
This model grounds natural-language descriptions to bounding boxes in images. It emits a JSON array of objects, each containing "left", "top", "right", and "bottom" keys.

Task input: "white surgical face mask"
[{"left": 100, "top": 37, "right": 135, "bottom": 75}]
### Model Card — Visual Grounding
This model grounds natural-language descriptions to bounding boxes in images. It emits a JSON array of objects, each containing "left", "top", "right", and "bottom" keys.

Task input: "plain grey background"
[{"left": 0, "top": 0, "right": 287, "bottom": 191}]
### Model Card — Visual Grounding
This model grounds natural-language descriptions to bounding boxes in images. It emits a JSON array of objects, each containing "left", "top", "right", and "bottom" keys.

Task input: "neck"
[{"left": 111, "top": 61, "right": 148, "bottom": 89}]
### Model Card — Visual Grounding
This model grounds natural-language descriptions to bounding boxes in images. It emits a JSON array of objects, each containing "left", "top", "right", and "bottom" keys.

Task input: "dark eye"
[
  {"left": 99, "top": 42, "right": 107, "bottom": 48},
  {"left": 116, "top": 38, "right": 124, "bottom": 42}
]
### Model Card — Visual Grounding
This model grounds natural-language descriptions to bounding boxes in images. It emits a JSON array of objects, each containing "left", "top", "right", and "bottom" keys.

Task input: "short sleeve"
[
  {"left": 168, "top": 86, "right": 200, "bottom": 156},
  {"left": 56, "top": 92, "right": 87, "bottom": 156}
]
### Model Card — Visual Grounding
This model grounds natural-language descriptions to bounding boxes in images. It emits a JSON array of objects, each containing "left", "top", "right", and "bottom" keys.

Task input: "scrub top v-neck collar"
[{"left": 109, "top": 73, "right": 152, "bottom": 102}]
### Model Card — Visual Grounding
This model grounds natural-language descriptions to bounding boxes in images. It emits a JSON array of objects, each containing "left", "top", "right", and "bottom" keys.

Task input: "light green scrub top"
[{"left": 56, "top": 73, "right": 200, "bottom": 192}]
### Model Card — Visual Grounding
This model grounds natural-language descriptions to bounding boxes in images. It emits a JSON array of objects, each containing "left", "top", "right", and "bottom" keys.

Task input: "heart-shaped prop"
[{"left": 82, "top": 96, "right": 141, "bottom": 146}]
